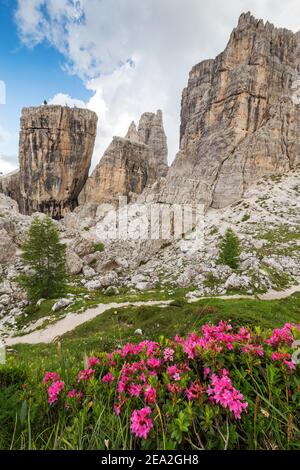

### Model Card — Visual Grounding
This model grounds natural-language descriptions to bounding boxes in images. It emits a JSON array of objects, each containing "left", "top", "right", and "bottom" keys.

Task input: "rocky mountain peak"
[
  {"left": 151, "top": 12, "right": 300, "bottom": 209},
  {"left": 15, "top": 105, "right": 98, "bottom": 218},
  {"left": 79, "top": 109, "right": 168, "bottom": 206},
  {"left": 125, "top": 121, "right": 140, "bottom": 142}
]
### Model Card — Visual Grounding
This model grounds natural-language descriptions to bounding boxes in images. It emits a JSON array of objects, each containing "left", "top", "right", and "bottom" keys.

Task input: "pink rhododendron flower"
[
  {"left": 43, "top": 372, "right": 60, "bottom": 385},
  {"left": 102, "top": 372, "right": 115, "bottom": 384},
  {"left": 266, "top": 324, "right": 295, "bottom": 347},
  {"left": 271, "top": 352, "right": 296, "bottom": 370},
  {"left": 146, "top": 357, "right": 161, "bottom": 369},
  {"left": 128, "top": 383, "right": 143, "bottom": 397},
  {"left": 120, "top": 343, "right": 138, "bottom": 357},
  {"left": 88, "top": 356, "right": 100, "bottom": 368},
  {"left": 242, "top": 344, "right": 264, "bottom": 357},
  {"left": 163, "top": 348, "right": 174, "bottom": 362},
  {"left": 207, "top": 369, "right": 248, "bottom": 419},
  {"left": 145, "top": 386, "right": 157, "bottom": 404},
  {"left": 167, "top": 365, "right": 183, "bottom": 380},
  {"left": 78, "top": 368, "right": 95, "bottom": 382},
  {"left": 185, "top": 382, "right": 205, "bottom": 401},
  {"left": 137, "top": 340, "right": 160, "bottom": 356},
  {"left": 130, "top": 407, "right": 153, "bottom": 439},
  {"left": 204, "top": 367, "right": 211, "bottom": 379},
  {"left": 47, "top": 380, "right": 65, "bottom": 405},
  {"left": 68, "top": 389, "right": 77, "bottom": 399},
  {"left": 67, "top": 389, "right": 83, "bottom": 401},
  {"left": 167, "top": 383, "right": 183, "bottom": 394}
]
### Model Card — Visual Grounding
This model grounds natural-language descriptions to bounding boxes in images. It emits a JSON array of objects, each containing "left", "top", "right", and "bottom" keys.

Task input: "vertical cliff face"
[
  {"left": 79, "top": 110, "right": 168, "bottom": 206},
  {"left": 18, "top": 105, "right": 97, "bottom": 218},
  {"left": 138, "top": 110, "right": 168, "bottom": 181},
  {"left": 157, "top": 12, "right": 300, "bottom": 208}
]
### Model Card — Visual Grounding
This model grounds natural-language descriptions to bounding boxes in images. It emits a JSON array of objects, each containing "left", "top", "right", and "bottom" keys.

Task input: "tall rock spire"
[
  {"left": 18, "top": 105, "right": 97, "bottom": 218},
  {"left": 79, "top": 110, "right": 169, "bottom": 206},
  {"left": 154, "top": 13, "right": 300, "bottom": 208}
]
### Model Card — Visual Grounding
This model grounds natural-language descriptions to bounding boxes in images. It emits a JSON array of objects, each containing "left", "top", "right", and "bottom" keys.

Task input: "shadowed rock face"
[
  {"left": 154, "top": 12, "right": 300, "bottom": 208},
  {"left": 18, "top": 105, "right": 97, "bottom": 218},
  {"left": 79, "top": 110, "right": 168, "bottom": 206}
]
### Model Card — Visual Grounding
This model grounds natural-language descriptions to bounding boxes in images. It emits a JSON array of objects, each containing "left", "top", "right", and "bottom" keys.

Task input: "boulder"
[
  {"left": 66, "top": 249, "right": 83, "bottom": 275},
  {"left": 0, "top": 229, "right": 16, "bottom": 263}
]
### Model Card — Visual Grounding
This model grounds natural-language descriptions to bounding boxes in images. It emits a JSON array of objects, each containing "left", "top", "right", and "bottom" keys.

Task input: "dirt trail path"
[
  {"left": 6, "top": 300, "right": 172, "bottom": 346},
  {"left": 188, "top": 285, "right": 300, "bottom": 303},
  {"left": 6, "top": 285, "right": 300, "bottom": 345}
]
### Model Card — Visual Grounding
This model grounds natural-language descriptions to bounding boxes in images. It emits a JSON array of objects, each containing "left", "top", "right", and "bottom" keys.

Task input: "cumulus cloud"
[
  {"left": 15, "top": 0, "right": 300, "bottom": 169},
  {"left": 49, "top": 92, "right": 86, "bottom": 108}
]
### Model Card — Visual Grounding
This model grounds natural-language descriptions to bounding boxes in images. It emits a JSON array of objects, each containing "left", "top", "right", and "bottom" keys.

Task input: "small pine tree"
[
  {"left": 218, "top": 228, "right": 241, "bottom": 269},
  {"left": 18, "top": 216, "right": 67, "bottom": 301}
]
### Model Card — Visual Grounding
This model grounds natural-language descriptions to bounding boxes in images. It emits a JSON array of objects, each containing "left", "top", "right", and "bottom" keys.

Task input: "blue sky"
[
  {"left": 1, "top": 0, "right": 300, "bottom": 175},
  {"left": 0, "top": 0, "right": 92, "bottom": 173}
]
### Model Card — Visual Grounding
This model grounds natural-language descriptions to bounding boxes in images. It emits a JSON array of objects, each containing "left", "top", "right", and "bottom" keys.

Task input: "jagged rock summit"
[
  {"left": 148, "top": 12, "right": 300, "bottom": 208},
  {"left": 9, "top": 105, "right": 98, "bottom": 218},
  {"left": 79, "top": 110, "right": 168, "bottom": 206}
]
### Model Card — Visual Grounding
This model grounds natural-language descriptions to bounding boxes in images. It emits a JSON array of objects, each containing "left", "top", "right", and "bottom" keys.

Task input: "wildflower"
[
  {"left": 43, "top": 372, "right": 60, "bottom": 385},
  {"left": 241, "top": 344, "right": 264, "bottom": 357},
  {"left": 78, "top": 368, "right": 95, "bottom": 382},
  {"left": 266, "top": 324, "right": 295, "bottom": 347},
  {"left": 204, "top": 367, "right": 211, "bottom": 379},
  {"left": 137, "top": 340, "right": 160, "bottom": 356},
  {"left": 271, "top": 352, "right": 296, "bottom": 370},
  {"left": 88, "top": 356, "right": 100, "bottom": 368},
  {"left": 128, "top": 383, "right": 143, "bottom": 397},
  {"left": 120, "top": 343, "right": 138, "bottom": 357},
  {"left": 130, "top": 407, "right": 153, "bottom": 439},
  {"left": 102, "top": 372, "right": 115, "bottom": 384},
  {"left": 144, "top": 386, "right": 157, "bottom": 404},
  {"left": 207, "top": 369, "right": 248, "bottom": 419},
  {"left": 167, "top": 365, "right": 182, "bottom": 381},
  {"left": 47, "top": 380, "right": 65, "bottom": 405},
  {"left": 167, "top": 383, "right": 183, "bottom": 394},
  {"left": 146, "top": 357, "right": 161, "bottom": 369},
  {"left": 114, "top": 403, "right": 121, "bottom": 416},
  {"left": 185, "top": 382, "right": 205, "bottom": 401},
  {"left": 67, "top": 389, "right": 77, "bottom": 399},
  {"left": 163, "top": 348, "right": 174, "bottom": 362}
]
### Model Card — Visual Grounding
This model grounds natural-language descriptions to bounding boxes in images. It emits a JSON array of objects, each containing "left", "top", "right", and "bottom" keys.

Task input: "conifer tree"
[
  {"left": 218, "top": 228, "right": 241, "bottom": 269},
  {"left": 18, "top": 216, "right": 67, "bottom": 301}
]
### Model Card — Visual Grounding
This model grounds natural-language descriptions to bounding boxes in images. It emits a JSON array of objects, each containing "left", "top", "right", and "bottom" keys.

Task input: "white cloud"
[
  {"left": 0, "top": 157, "right": 18, "bottom": 175},
  {"left": 49, "top": 92, "right": 86, "bottom": 108},
  {"left": 15, "top": 0, "right": 300, "bottom": 169}
]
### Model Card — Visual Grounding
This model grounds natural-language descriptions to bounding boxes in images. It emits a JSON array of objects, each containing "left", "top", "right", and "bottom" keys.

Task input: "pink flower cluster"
[
  {"left": 271, "top": 352, "right": 296, "bottom": 371},
  {"left": 47, "top": 380, "right": 65, "bottom": 405},
  {"left": 266, "top": 323, "right": 296, "bottom": 347},
  {"left": 43, "top": 372, "right": 60, "bottom": 385},
  {"left": 177, "top": 321, "right": 260, "bottom": 359},
  {"left": 42, "top": 320, "right": 300, "bottom": 440},
  {"left": 207, "top": 369, "right": 248, "bottom": 419},
  {"left": 130, "top": 407, "right": 153, "bottom": 439}
]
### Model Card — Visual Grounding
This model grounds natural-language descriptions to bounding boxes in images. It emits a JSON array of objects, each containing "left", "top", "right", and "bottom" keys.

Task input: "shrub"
[
  {"left": 218, "top": 229, "right": 241, "bottom": 269},
  {"left": 94, "top": 242, "right": 105, "bottom": 253},
  {"left": 18, "top": 321, "right": 300, "bottom": 450},
  {"left": 18, "top": 216, "right": 67, "bottom": 301}
]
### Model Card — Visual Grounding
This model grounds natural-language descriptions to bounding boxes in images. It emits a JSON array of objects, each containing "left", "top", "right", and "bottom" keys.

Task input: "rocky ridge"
[
  {"left": 143, "top": 12, "right": 300, "bottom": 208},
  {"left": 79, "top": 110, "right": 168, "bottom": 206}
]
